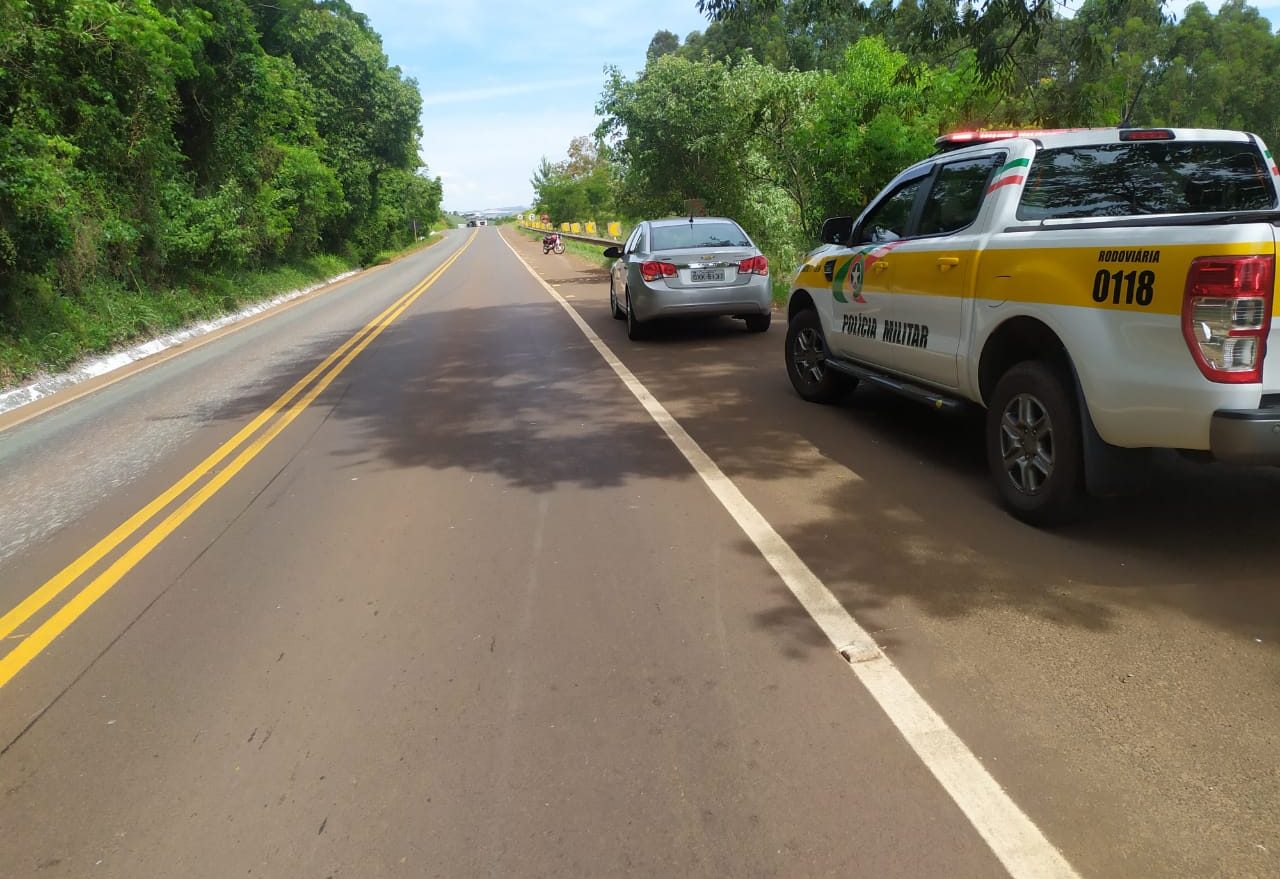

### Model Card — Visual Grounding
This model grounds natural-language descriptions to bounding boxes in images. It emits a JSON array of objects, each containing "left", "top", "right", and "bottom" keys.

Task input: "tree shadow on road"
[
  {"left": 197, "top": 274, "right": 1280, "bottom": 661},
  {"left": 554, "top": 279, "right": 1280, "bottom": 656},
  {"left": 200, "top": 300, "right": 825, "bottom": 496}
]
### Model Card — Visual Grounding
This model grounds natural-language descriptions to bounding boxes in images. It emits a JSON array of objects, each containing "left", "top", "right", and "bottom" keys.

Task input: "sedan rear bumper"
[
  {"left": 1210, "top": 407, "right": 1280, "bottom": 464},
  {"left": 631, "top": 279, "right": 772, "bottom": 322}
]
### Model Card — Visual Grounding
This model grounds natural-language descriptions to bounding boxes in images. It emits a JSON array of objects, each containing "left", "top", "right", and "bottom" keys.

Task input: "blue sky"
[
  {"left": 349, "top": 0, "right": 1280, "bottom": 213},
  {"left": 350, "top": 0, "right": 711, "bottom": 212}
]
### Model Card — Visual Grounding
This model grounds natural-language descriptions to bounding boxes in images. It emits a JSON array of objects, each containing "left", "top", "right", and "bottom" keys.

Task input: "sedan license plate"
[{"left": 690, "top": 269, "right": 725, "bottom": 283}]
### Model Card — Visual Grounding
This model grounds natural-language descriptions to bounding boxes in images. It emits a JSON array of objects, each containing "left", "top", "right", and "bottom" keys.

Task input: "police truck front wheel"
[
  {"left": 986, "top": 361, "right": 1085, "bottom": 526},
  {"left": 785, "top": 309, "right": 850, "bottom": 403}
]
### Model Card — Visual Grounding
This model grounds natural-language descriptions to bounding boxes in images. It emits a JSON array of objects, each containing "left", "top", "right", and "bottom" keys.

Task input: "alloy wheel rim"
[
  {"left": 999, "top": 392, "right": 1055, "bottom": 495},
  {"left": 792, "top": 327, "right": 827, "bottom": 384}
]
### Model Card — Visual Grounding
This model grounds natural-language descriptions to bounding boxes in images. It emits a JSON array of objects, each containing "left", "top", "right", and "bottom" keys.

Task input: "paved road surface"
[{"left": 0, "top": 227, "right": 1275, "bottom": 878}]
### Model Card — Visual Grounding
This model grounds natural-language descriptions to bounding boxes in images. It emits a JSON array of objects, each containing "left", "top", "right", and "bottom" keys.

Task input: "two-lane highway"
[
  {"left": 0, "top": 226, "right": 1275, "bottom": 878},
  {"left": 0, "top": 228, "right": 1006, "bottom": 878}
]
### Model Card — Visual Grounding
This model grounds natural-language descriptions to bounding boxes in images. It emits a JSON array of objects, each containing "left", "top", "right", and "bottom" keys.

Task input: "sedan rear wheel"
[
  {"left": 610, "top": 282, "right": 624, "bottom": 320},
  {"left": 626, "top": 291, "right": 648, "bottom": 341},
  {"left": 744, "top": 313, "right": 771, "bottom": 333}
]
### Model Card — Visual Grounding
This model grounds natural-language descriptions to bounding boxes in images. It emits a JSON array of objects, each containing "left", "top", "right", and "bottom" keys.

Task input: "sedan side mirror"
[
  {"left": 603, "top": 246, "right": 622, "bottom": 259},
  {"left": 819, "top": 216, "right": 854, "bottom": 246}
]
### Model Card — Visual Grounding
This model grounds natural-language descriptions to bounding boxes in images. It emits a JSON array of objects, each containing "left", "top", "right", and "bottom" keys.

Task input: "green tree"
[
  {"left": 696, "top": 0, "right": 1058, "bottom": 81},
  {"left": 0, "top": 0, "right": 441, "bottom": 350},
  {"left": 531, "top": 137, "right": 617, "bottom": 224},
  {"left": 1146, "top": 0, "right": 1280, "bottom": 142},
  {"left": 596, "top": 37, "right": 990, "bottom": 272},
  {"left": 647, "top": 29, "right": 681, "bottom": 62}
]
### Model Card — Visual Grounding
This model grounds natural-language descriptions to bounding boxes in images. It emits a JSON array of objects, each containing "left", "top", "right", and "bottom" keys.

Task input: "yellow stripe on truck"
[
  {"left": 796, "top": 241, "right": 1279, "bottom": 316},
  {"left": 976, "top": 241, "right": 1275, "bottom": 316}
]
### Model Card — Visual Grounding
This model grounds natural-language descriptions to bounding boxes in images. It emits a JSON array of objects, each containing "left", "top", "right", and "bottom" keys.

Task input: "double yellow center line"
[{"left": 0, "top": 231, "right": 476, "bottom": 689}]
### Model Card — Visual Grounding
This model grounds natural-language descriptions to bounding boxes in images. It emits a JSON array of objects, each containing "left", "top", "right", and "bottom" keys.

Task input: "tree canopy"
[
  {"left": 578, "top": 0, "right": 1280, "bottom": 286},
  {"left": 1, "top": 0, "right": 442, "bottom": 319}
]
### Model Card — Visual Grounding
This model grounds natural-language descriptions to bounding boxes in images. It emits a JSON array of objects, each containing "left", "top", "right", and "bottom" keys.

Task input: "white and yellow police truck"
[{"left": 785, "top": 127, "right": 1280, "bottom": 524}]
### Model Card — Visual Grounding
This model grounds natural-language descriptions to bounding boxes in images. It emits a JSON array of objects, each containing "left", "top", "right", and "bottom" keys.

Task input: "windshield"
[
  {"left": 1017, "top": 141, "right": 1278, "bottom": 220},
  {"left": 650, "top": 221, "right": 751, "bottom": 250}
]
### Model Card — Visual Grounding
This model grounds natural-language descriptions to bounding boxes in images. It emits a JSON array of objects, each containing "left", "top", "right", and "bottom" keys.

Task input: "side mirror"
[
  {"left": 819, "top": 216, "right": 854, "bottom": 246},
  {"left": 603, "top": 246, "right": 622, "bottom": 259}
]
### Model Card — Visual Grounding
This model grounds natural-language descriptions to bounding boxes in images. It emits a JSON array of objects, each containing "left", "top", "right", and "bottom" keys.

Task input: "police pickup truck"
[{"left": 785, "top": 127, "right": 1280, "bottom": 524}]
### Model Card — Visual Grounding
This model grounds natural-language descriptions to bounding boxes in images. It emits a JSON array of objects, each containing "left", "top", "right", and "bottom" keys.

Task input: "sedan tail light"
[
  {"left": 1182, "top": 255, "right": 1274, "bottom": 383},
  {"left": 738, "top": 255, "right": 769, "bottom": 276},
  {"left": 640, "top": 261, "right": 678, "bottom": 282}
]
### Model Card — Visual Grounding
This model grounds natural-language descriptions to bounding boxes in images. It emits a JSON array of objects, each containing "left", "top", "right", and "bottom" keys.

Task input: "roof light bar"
[{"left": 935, "top": 128, "right": 1083, "bottom": 149}]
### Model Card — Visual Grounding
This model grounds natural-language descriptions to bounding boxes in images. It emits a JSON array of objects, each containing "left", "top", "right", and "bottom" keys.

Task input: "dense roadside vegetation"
[
  {"left": 531, "top": 0, "right": 1280, "bottom": 297},
  {"left": 0, "top": 0, "right": 442, "bottom": 384}
]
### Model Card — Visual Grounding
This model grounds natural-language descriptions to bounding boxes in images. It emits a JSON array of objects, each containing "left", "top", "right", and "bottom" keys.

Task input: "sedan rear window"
[
  {"left": 650, "top": 222, "right": 751, "bottom": 251},
  {"left": 1017, "top": 141, "right": 1277, "bottom": 220}
]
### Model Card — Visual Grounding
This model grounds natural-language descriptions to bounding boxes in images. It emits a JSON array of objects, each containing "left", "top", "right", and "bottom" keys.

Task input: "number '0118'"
[{"left": 1093, "top": 269, "right": 1155, "bottom": 306}]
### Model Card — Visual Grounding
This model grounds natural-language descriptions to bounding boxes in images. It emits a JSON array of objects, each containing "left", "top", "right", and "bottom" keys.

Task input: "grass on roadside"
[
  {"left": 366, "top": 225, "right": 450, "bottom": 266},
  {"left": 513, "top": 226, "right": 614, "bottom": 269},
  {"left": 0, "top": 254, "right": 357, "bottom": 388},
  {"left": 0, "top": 221, "right": 471, "bottom": 389}
]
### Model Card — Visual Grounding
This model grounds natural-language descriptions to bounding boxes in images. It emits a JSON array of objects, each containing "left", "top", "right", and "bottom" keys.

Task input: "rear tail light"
[
  {"left": 640, "top": 261, "right": 677, "bottom": 282},
  {"left": 1119, "top": 128, "right": 1176, "bottom": 141},
  {"left": 738, "top": 255, "right": 769, "bottom": 276},
  {"left": 1182, "top": 255, "right": 1274, "bottom": 383}
]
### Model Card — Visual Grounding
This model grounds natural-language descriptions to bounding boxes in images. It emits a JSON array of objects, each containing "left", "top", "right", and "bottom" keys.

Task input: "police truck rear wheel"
[
  {"left": 986, "top": 361, "right": 1085, "bottom": 526},
  {"left": 785, "top": 309, "right": 850, "bottom": 403}
]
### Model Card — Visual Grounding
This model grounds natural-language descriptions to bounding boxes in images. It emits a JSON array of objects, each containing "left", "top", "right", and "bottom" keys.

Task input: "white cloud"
[
  {"left": 349, "top": 0, "right": 714, "bottom": 208},
  {"left": 423, "top": 107, "right": 601, "bottom": 211}
]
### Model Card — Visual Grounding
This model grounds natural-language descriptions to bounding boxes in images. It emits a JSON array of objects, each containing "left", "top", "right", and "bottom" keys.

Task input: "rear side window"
[
  {"left": 918, "top": 155, "right": 1002, "bottom": 236},
  {"left": 651, "top": 222, "right": 750, "bottom": 251},
  {"left": 1018, "top": 141, "right": 1277, "bottom": 220}
]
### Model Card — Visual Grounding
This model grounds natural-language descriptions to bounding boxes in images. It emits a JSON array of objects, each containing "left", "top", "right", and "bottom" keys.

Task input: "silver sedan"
[{"left": 604, "top": 218, "right": 773, "bottom": 340}]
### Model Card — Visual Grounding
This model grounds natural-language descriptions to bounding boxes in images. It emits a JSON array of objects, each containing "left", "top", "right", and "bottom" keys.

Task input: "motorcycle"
[{"left": 542, "top": 233, "right": 566, "bottom": 255}]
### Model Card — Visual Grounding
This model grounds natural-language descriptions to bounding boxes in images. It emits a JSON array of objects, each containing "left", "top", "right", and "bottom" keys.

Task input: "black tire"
[
  {"left": 610, "top": 282, "right": 625, "bottom": 320},
  {"left": 985, "top": 361, "right": 1086, "bottom": 526},
  {"left": 744, "top": 313, "right": 771, "bottom": 333},
  {"left": 626, "top": 291, "right": 648, "bottom": 341},
  {"left": 553, "top": 242, "right": 566, "bottom": 254},
  {"left": 784, "top": 308, "right": 850, "bottom": 403}
]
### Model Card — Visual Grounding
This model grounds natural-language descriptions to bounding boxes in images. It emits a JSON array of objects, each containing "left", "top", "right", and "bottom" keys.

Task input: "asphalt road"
[{"left": 0, "top": 226, "right": 1275, "bottom": 878}]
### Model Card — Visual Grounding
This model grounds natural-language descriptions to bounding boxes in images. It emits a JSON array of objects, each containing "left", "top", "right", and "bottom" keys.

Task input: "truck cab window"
[
  {"left": 917, "top": 155, "right": 1002, "bottom": 236},
  {"left": 857, "top": 179, "right": 925, "bottom": 244}
]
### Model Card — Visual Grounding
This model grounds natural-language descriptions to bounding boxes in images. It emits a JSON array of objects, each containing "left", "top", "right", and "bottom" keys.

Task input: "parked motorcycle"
[{"left": 543, "top": 233, "right": 566, "bottom": 255}]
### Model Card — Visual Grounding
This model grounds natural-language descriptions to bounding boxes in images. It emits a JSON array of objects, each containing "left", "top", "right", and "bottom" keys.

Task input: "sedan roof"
[{"left": 649, "top": 216, "right": 739, "bottom": 227}]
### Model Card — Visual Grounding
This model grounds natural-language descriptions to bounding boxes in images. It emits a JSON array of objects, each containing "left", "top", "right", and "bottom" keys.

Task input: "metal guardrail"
[{"left": 518, "top": 225, "right": 621, "bottom": 248}]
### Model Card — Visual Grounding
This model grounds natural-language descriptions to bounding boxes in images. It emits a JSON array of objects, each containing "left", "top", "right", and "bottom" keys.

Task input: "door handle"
[
  {"left": 937, "top": 257, "right": 961, "bottom": 270},
  {"left": 872, "top": 260, "right": 891, "bottom": 272}
]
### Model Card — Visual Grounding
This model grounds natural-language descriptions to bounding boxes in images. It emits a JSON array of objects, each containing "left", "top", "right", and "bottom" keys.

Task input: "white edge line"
[
  {"left": 0, "top": 270, "right": 361, "bottom": 418},
  {"left": 498, "top": 230, "right": 1082, "bottom": 879}
]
